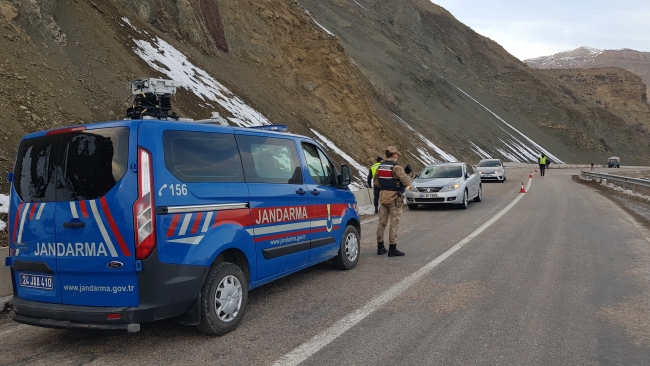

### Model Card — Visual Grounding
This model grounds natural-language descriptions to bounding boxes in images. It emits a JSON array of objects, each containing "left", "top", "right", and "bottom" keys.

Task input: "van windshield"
[
  {"left": 14, "top": 127, "right": 129, "bottom": 202},
  {"left": 418, "top": 166, "right": 463, "bottom": 179}
]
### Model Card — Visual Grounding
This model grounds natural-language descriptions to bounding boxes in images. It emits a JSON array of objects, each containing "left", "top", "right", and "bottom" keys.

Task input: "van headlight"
[{"left": 440, "top": 183, "right": 460, "bottom": 192}]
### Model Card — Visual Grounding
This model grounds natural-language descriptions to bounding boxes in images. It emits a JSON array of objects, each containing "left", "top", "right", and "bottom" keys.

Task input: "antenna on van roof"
[{"left": 126, "top": 78, "right": 182, "bottom": 120}]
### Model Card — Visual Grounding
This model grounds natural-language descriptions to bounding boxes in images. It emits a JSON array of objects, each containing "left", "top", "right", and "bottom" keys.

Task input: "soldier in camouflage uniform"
[{"left": 373, "top": 146, "right": 413, "bottom": 257}]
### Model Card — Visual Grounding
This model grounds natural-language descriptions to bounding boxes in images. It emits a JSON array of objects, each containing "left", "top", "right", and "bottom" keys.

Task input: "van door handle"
[
  {"left": 295, "top": 188, "right": 306, "bottom": 195},
  {"left": 310, "top": 189, "right": 320, "bottom": 196},
  {"left": 63, "top": 221, "right": 85, "bottom": 228}
]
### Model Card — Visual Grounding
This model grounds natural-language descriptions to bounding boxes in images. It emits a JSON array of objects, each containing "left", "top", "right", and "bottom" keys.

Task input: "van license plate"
[
  {"left": 421, "top": 194, "right": 437, "bottom": 198},
  {"left": 20, "top": 274, "right": 53, "bottom": 290}
]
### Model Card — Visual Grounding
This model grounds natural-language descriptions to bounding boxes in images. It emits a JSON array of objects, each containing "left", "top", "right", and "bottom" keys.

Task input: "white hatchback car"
[
  {"left": 476, "top": 159, "right": 506, "bottom": 182},
  {"left": 405, "top": 162, "right": 482, "bottom": 210}
]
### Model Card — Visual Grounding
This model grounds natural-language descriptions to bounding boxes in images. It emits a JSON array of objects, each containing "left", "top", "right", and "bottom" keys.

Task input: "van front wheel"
[
  {"left": 332, "top": 225, "right": 360, "bottom": 270},
  {"left": 196, "top": 262, "right": 248, "bottom": 336}
]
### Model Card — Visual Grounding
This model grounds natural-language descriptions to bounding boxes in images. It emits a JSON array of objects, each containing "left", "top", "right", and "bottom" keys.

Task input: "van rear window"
[{"left": 14, "top": 127, "right": 129, "bottom": 202}]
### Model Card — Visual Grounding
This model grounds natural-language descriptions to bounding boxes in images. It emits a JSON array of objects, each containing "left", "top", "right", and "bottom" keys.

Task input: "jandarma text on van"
[
  {"left": 34, "top": 242, "right": 111, "bottom": 257},
  {"left": 255, "top": 206, "right": 308, "bottom": 224}
]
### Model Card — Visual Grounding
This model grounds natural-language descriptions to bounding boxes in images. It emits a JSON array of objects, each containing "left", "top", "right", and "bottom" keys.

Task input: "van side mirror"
[{"left": 340, "top": 165, "right": 351, "bottom": 186}]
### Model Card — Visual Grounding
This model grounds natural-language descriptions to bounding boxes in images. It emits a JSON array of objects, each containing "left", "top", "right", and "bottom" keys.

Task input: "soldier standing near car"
[
  {"left": 374, "top": 146, "right": 413, "bottom": 257},
  {"left": 366, "top": 156, "right": 383, "bottom": 214}
]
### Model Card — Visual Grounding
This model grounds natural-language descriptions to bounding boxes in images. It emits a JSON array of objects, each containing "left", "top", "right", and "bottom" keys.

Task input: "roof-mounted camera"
[{"left": 126, "top": 78, "right": 182, "bottom": 120}]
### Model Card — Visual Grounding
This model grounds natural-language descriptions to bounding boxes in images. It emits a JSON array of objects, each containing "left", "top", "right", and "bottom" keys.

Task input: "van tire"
[
  {"left": 332, "top": 225, "right": 360, "bottom": 270},
  {"left": 196, "top": 262, "right": 248, "bottom": 336}
]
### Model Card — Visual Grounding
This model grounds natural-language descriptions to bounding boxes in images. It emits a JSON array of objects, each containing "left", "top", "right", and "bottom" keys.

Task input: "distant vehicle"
[
  {"left": 405, "top": 162, "right": 482, "bottom": 210},
  {"left": 607, "top": 156, "right": 620, "bottom": 168},
  {"left": 476, "top": 159, "right": 506, "bottom": 182}
]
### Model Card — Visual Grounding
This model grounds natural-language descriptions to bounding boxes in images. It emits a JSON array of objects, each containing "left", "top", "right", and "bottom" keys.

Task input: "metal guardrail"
[{"left": 580, "top": 171, "right": 650, "bottom": 195}]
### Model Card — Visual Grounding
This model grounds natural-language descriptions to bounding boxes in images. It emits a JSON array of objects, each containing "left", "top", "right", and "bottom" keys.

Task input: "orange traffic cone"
[
  {"left": 534, "top": 168, "right": 538, "bottom": 173},
  {"left": 529, "top": 172, "right": 533, "bottom": 178},
  {"left": 519, "top": 182, "right": 526, "bottom": 193}
]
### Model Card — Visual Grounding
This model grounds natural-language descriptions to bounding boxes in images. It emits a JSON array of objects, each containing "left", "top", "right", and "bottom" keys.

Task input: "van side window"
[
  {"left": 301, "top": 143, "right": 336, "bottom": 186},
  {"left": 236, "top": 135, "right": 303, "bottom": 184},
  {"left": 163, "top": 131, "right": 243, "bottom": 183}
]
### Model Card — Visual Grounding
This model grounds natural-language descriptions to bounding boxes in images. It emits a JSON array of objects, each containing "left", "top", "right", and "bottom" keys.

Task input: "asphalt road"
[{"left": 2, "top": 167, "right": 650, "bottom": 365}]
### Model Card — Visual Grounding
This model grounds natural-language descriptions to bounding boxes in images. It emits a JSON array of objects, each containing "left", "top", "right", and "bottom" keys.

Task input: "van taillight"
[{"left": 133, "top": 147, "right": 156, "bottom": 259}]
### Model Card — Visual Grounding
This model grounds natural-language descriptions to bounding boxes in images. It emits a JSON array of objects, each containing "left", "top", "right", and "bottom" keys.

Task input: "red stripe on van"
[
  {"left": 12, "top": 202, "right": 24, "bottom": 243},
  {"left": 28, "top": 203, "right": 37, "bottom": 220},
  {"left": 190, "top": 212, "right": 203, "bottom": 235},
  {"left": 99, "top": 197, "right": 132, "bottom": 257},
  {"left": 166, "top": 214, "right": 180, "bottom": 237},
  {"left": 79, "top": 201, "right": 89, "bottom": 218},
  {"left": 212, "top": 209, "right": 252, "bottom": 228}
]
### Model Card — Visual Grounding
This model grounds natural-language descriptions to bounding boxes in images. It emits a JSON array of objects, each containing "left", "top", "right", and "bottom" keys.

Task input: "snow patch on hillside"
[
  {"left": 0, "top": 194, "right": 8, "bottom": 231},
  {"left": 126, "top": 19, "right": 271, "bottom": 128},
  {"left": 453, "top": 85, "right": 564, "bottom": 164},
  {"left": 524, "top": 46, "right": 603, "bottom": 67},
  {"left": 304, "top": 10, "right": 335, "bottom": 36},
  {"left": 392, "top": 114, "right": 457, "bottom": 162},
  {"left": 469, "top": 141, "right": 491, "bottom": 159}
]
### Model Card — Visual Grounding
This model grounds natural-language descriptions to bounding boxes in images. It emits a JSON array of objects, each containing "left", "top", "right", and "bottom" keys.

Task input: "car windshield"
[
  {"left": 418, "top": 166, "right": 463, "bottom": 179},
  {"left": 478, "top": 160, "right": 501, "bottom": 167}
]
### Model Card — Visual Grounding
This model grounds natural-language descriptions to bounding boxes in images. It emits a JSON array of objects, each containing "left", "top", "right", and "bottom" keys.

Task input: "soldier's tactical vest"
[{"left": 377, "top": 161, "right": 401, "bottom": 191}]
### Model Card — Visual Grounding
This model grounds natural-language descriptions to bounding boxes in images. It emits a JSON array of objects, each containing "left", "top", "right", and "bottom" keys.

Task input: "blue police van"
[{"left": 4, "top": 79, "right": 361, "bottom": 335}]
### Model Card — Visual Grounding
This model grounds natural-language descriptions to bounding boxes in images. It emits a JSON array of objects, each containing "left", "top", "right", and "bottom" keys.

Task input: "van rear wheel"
[
  {"left": 196, "top": 262, "right": 248, "bottom": 336},
  {"left": 332, "top": 225, "right": 360, "bottom": 270}
]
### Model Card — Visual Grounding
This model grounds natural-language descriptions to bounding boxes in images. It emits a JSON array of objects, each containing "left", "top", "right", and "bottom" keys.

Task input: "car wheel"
[
  {"left": 458, "top": 189, "right": 468, "bottom": 209},
  {"left": 407, "top": 203, "right": 418, "bottom": 210},
  {"left": 473, "top": 185, "right": 482, "bottom": 202},
  {"left": 332, "top": 225, "right": 360, "bottom": 270},
  {"left": 196, "top": 262, "right": 248, "bottom": 336}
]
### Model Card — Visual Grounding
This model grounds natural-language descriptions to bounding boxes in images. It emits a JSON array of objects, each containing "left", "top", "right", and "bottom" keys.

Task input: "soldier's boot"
[
  {"left": 377, "top": 241, "right": 387, "bottom": 255},
  {"left": 388, "top": 244, "right": 405, "bottom": 257}
]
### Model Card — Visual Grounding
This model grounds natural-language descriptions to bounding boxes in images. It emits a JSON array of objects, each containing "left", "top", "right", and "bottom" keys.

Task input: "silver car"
[
  {"left": 476, "top": 159, "right": 506, "bottom": 182},
  {"left": 405, "top": 162, "right": 482, "bottom": 210}
]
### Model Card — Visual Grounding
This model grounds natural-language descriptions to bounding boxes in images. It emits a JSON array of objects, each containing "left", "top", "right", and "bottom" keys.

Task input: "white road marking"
[{"left": 272, "top": 178, "right": 533, "bottom": 366}]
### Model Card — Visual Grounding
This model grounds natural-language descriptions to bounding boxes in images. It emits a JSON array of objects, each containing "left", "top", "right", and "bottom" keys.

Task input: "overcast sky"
[{"left": 430, "top": 0, "right": 650, "bottom": 60}]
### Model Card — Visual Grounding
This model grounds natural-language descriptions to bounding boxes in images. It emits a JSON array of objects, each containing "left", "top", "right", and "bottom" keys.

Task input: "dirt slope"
[
  {"left": 537, "top": 68, "right": 650, "bottom": 138},
  {"left": 0, "top": 0, "right": 649, "bottom": 196},
  {"left": 298, "top": 0, "right": 650, "bottom": 164}
]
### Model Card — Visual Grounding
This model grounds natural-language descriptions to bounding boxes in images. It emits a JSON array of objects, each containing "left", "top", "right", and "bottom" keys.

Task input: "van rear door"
[
  {"left": 52, "top": 126, "right": 139, "bottom": 307},
  {"left": 11, "top": 133, "right": 60, "bottom": 304}
]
